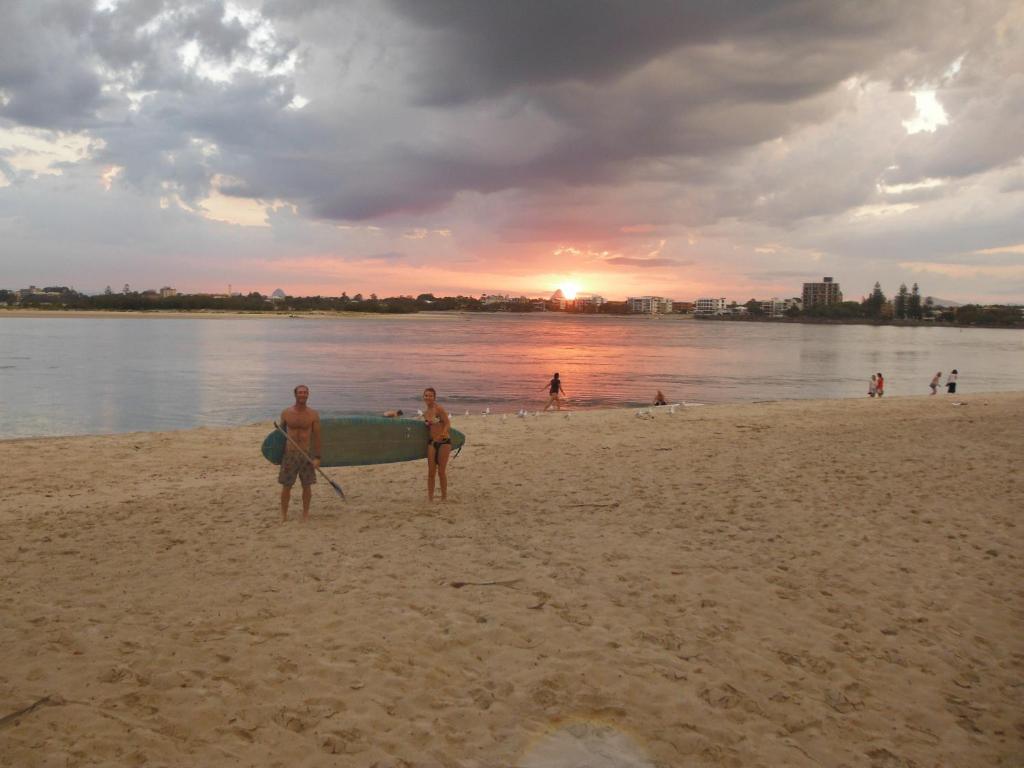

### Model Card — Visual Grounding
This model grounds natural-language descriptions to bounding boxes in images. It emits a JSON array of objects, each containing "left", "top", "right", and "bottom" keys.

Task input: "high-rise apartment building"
[{"left": 802, "top": 277, "right": 842, "bottom": 309}]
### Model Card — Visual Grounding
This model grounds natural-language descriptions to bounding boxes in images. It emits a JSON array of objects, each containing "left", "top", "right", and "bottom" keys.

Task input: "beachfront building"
[
  {"left": 16, "top": 286, "right": 60, "bottom": 299},
  {"left": 694, "top": 297, "right": 728, "bottom": 315},
  {"left": 802, "top": 277, "right": 843, "bottom": 310},
  {"left": 573, "top": 293, "right": 606, "bottom": 310},
  {"left": 159, "top": 286, "right": 177, "bottom": 298},
  {"left": 673, "top": 301, "right": 695, "bottom": 314},
  {"left": 627, "top": 296, "right": 673, "bottom": 314},
  {"left": 482, "top": 293, "right": 533, "bottom": 308},
  {"left": 760, "top": 297, "right": 795, "bottom": 318}
]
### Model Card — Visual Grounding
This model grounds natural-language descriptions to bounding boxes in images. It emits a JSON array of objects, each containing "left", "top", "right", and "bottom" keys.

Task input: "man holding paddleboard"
[{"left": 278, "top": 385, "right": 322, "bottom": 522}]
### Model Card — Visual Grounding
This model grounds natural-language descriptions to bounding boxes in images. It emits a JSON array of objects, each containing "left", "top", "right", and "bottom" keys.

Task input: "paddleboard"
[{"left": 261, "top": 416, "right": 466, "bottom": 467}]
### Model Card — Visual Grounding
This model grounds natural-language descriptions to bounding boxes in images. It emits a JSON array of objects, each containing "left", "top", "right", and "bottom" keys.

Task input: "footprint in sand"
[{"left": 320, "top": 728, "right": 367, "bottom": 755}]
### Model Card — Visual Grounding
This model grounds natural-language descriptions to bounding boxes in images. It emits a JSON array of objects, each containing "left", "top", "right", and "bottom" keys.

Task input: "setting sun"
[{"left": 560, "top": 283, "right": 580, "bottom": 300}]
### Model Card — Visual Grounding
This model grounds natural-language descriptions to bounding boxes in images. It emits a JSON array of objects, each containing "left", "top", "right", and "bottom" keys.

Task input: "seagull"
[
  {"left": 416, "top": 409, "right": 424, "bottom": 418},
  {"left": 464, "top": 410, "right": 470, "bottom": 416},
  {"left": 483, "top": 407, "right": 490, "bottom": 416}
]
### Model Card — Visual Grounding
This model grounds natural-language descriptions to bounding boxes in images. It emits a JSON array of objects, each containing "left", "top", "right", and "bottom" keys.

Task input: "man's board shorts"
[{"left": 278, "top": 450, "right": 317, "bottom": 487}]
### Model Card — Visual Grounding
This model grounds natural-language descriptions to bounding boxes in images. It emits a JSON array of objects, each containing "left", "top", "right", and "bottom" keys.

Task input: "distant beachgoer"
[
  {"left": 876, "top": 373, "right": 885, "bottom": 397},
  {"left": 946, "top": 369, "right": 958, "bottom": 394},
  {"left": 929, "top": 372, "right": 941, "bottom": 395},
  {"left": 868, "top": 374, "right": 877, "bottom": 398},
  {"left": 278, "top": 384, "right": 321, "bottom": 522},
  {"left": 422, "top": 387, "right": 452, "bottom": 501},
  {"left": 383, "top": 409, "right": 404, "bottom": 417},
  {"left": 543, "top": 373, "right": 567, "bottom": 411},
  {"left": 654, "top": 390, "right": 668, "bottom": 406}
]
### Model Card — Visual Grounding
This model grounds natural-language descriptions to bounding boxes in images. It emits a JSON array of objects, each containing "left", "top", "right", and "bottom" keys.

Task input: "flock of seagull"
[{"left": 415, "top": 403, "right": 687, "bottom": 422}]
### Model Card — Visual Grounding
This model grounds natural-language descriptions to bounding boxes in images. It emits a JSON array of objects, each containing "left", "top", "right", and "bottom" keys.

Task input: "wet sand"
[{"left": 1, "top": 394, "right": 1021, "bottom": 767}]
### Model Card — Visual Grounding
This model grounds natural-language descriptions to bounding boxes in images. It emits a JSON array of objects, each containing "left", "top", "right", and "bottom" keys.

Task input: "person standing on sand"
[
  {"left": 543, "top": 372, "right": 567, "bottom": 411},
  {"left": 278, "top": 384, "right": 321, "bottom": 522},
  {"left": 930, "top": 372, "right": 942, "bottom": 395},
  {"left": 876, "top": 373, "right": 885, "bottom": 397},
  {"left": 423, "top": 387, "right": 452, "bottom": 501},
  {"left": 868, "top": 374, "right": 877, "bottom": 397},
  {"left": 946, "top": 369, "right": 958, "bottom": 394}
]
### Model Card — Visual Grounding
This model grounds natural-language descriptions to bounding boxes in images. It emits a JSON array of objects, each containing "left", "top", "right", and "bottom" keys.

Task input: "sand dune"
[{"left": 1, "top": 394, "right": 1021, "bottom": 767}]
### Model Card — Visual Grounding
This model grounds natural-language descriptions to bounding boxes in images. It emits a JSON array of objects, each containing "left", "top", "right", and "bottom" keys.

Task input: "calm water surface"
[{"left": 1, "top": 314, "right": 1021, "bottom": 438}]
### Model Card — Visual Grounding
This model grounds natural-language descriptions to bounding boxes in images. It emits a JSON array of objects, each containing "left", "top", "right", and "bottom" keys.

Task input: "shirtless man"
[{"left": 278, "top": 384, "right": 322, "bottom": 522}]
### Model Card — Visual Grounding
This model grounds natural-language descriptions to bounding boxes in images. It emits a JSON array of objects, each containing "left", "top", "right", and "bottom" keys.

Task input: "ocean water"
[{"left": 0, "top": 313, "right": 1021, "bottom": 438}]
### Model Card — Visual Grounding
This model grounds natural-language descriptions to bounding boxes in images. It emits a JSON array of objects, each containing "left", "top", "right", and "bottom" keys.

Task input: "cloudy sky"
[{"left": 1, "top": 0, "right": 1022, "bottom": 302}]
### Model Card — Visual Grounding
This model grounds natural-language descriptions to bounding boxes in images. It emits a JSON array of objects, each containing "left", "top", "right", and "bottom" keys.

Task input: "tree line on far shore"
[
  {"left": 731, "top": 282, "right": 1021, "bottom": 327},
  {"left": 3, "top": 285, "right": 1021, "bottom": 327}
]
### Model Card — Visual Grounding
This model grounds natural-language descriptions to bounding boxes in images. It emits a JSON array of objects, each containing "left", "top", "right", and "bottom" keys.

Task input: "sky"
[{"left": 1, "top": 0, "right": 1023, "bottom": 303}]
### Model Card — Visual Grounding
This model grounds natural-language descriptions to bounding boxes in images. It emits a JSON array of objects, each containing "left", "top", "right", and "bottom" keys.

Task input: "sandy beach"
[{"left": 1, "top": 394, "right": 1021, "bottom": 767}]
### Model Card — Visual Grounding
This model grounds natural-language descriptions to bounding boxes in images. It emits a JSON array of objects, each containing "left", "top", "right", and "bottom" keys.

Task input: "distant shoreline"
[
  {"left": 1, "top": 307, "right": 1019, "bottom": 328},
  {"left": 0, "top": 308, "right": 454, "bottom": 321},
  {"left": 0, "top": 308, "right": 691, "bottom": 321},
  {"left": 695, "top": 315, "right": 1023, "bottom": 330}
]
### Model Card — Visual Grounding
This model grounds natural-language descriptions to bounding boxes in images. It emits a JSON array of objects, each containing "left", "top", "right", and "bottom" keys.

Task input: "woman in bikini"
[
  {"left": 543, "top": 372, "right": 567, "bottom": 411},
  {"left": 422, "top": 387, "right": 452, "bottom": 501}
]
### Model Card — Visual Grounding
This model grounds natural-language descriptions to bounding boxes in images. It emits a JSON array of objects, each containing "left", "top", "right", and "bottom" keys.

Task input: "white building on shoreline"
[
  {"left": 627, "top": 296, "right": 674, "bottom": 314},
  {"left": 760, "top": 297, "right": 800, "bottom": 318},
  {"left": 574, "top": 293, "right": 606, "bottom": 309},
  {"left": 694, "top": 297, "right": 727, "bottom": 315}
]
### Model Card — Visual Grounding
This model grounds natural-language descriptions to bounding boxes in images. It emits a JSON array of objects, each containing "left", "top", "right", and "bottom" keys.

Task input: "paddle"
[{"left": 273, "top": 421, "right": 346, "bottom": 500}]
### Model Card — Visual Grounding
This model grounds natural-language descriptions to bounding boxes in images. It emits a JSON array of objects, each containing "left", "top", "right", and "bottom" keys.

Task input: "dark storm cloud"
[
  {"left": 0, "top": 0, "right": 297, "bottom": 128},
  {"left": 2, "top": 0, "right": 1011, "bottom": 224},
  {"left": 0, "top": 1, "right": 105, "bottom": 128},
  {"left": 261, "top": 0, "right": 336, "bottom": 19},
  {"left": 180, "top": 1, "right": 251, "bottom": 61},
  {"left": 258, "top": 0, "right": 1009, "bottom": 223},
  {"left": 386, "top": 0, "right": 910, "bottom": 106}
]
